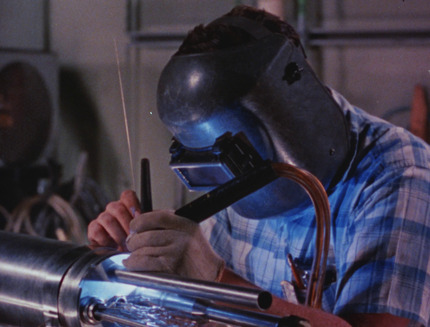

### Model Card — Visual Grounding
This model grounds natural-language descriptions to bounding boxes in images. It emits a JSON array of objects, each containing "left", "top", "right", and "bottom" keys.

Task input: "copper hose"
[{"left": 271, "top": 162, "right": 331, "bottom": 308}]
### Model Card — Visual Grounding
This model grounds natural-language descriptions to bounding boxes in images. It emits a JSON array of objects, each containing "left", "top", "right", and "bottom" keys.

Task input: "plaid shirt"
[{"left": 201, "top": 90, "right": 430, "bottom": 326}]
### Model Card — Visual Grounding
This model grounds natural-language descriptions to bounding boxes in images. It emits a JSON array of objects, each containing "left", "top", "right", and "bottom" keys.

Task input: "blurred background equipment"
[
  {"left": 0, "top": 51, "right": 108, "bottom": 244},
  {"left": 2, "top": 1, "right": 428, "bottom": 211}
]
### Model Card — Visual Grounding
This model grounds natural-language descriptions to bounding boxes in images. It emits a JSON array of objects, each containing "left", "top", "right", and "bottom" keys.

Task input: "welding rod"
[{"left": 114, "top": 269, "right": 272, "bottom": 310}]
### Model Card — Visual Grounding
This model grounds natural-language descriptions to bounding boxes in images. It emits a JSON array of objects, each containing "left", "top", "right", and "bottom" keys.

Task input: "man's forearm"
[{"left": 218, "top": 267, "right": 351, "bottom": 327}]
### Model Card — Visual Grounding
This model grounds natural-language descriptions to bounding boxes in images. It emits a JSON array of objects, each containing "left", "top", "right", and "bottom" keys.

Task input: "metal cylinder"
[
  {"left": 114, "top": 270, "right": 272, "bottom": 310},
  {"left": 0, "top": 231, "right": 86, "bottom": 326},
  {"left": 0, "top": 231, "right": 114, "bottom": 327},
  {"left": 0, "top": 231, "right": 308, "bottom": 327}
]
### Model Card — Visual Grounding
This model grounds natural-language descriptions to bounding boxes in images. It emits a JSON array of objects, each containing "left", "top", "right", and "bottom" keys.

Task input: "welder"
[{"left": 88, "top": 5, "right": 430, "bottom": 327}]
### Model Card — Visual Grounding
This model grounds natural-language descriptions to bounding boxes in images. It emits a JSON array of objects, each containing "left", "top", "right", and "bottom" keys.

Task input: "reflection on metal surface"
[
  {"left": 90, "top": 295, "right": 206, "bottom": 327},
  {"left": 0, "top": 232, "right": 308, "bottom": 327},
  {"left": 114, "top": 269, "right": 272, "bottom": 310}
]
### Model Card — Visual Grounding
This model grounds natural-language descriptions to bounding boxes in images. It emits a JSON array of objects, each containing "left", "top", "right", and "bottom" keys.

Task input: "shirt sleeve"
[
  {"left": 334, "top": 165, "right": 430, "bottom": 327},
  {"left": 200, "top": 210, "right": 234, "bottom": 267}
]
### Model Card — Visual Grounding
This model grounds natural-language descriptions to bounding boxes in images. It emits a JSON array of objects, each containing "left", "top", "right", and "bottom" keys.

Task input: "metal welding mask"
[{"left": 157, "top": 16, "right": 350, "bottom": 219}]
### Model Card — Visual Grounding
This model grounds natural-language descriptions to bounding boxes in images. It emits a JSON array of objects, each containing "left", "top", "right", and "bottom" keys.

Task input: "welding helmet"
[{"left": 157, "top": 16, "right": 350, "bottom": 218}]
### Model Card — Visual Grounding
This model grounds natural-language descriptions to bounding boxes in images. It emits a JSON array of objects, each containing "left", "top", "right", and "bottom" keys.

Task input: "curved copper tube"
[{"left": 271, "top": 162, "right": 331, "bottom": 308}]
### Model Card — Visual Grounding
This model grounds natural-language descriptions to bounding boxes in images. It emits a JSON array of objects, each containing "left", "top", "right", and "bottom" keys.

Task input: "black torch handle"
[{"left": 140, "top": 158, "right": 153, "bottom": 212}]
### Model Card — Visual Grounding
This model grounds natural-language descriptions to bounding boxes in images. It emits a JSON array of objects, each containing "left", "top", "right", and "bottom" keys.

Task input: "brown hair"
[{"left": 175, "top": 5, "right": 301, "bottom": 56}]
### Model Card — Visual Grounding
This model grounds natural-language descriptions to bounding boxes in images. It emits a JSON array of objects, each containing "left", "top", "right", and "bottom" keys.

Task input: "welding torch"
[{"left": 141, "top": 155, "right": 330, "bottom": 309}]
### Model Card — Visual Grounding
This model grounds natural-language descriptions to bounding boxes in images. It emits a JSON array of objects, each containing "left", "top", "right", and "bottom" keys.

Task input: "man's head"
[
  {"left": 175, "top": 5, "right": 302, "bottom": 55},
  {"left": 157, "top": 5, "right": 350, "bottom": 218}
]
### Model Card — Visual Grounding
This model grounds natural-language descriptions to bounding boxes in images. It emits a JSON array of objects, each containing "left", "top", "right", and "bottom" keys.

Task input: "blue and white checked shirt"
[{"left": 201, "top": 90, "right": 430, "bottom": 326}]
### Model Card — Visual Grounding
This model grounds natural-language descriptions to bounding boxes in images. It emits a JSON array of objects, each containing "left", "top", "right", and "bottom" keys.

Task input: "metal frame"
[{"left": 126, "top": 0, "right": 430, "bottom": 48}]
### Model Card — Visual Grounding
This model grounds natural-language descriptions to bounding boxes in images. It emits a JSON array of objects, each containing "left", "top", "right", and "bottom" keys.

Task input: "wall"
[
  {"left": 50, "top": 0, "right": 133, "bottom": 202},
  {"left": 2, "top": 0, "right": 429, "bottom": 211},
  {"left": 317, "top": 0, "right": 430, "bottom": 123},
  {"left": 0, "top": 0, "right": 138, "bottom": 203},
  {"left": 49, "top": 0, "right": 181, "bottom": 209}
]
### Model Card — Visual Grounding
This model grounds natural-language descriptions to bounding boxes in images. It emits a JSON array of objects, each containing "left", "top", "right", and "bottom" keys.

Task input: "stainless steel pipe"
[
  {"left": 0, "top": 231, "right": 114, "bottom": 327},
  {"left": 114, "top": 269, "right": 272, "bottom": 310},
  {"left": 0, "top": 231, "right": 85, "bottom": 326},
  {"left": 0, "top": 231, "right": 309, "bottom": 327}
]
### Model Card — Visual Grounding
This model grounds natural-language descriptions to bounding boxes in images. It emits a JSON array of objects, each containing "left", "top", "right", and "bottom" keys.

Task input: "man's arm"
[
  {"left": 219, "top": 268, "right": 410, "bottom": 327},
  {"left": 88, "top": 193, "right": 412, "bottom": 327},
  {"left": 218, "top": 268, "right": 350, "bottom": 327},
  {"left": 342, "top": 313, "right": 409, "bottom": 327}
]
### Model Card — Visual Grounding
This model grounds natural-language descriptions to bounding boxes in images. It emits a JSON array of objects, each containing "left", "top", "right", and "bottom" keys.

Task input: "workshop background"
[{"left": 1, "top": 0, "right": 429, "bottom": 215}]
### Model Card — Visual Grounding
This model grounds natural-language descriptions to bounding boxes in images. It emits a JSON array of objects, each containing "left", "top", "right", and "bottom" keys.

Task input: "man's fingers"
[
  {"left": 105, "top": 201, "right": 133, "bottom": 235},
  {"left": 88, "top": 220, "right": 117, "bottom": 248},
  {"left": 120, "top": 190, "right": 141, "bottom": 216},
  {"left": 93, "top": 212, "right": 128, "bottom": 246},
  {"left": 123, "top": 248, "right": 175, "bottom": 272},
  {"left": 130, "top": 209, "right": 192, "bottom": 233},
  {"left": 87, "top": 189, "right": 142, "bottom": 251},
  {"left": 126, "top": 229, "right": 178, "bottom": 251}
]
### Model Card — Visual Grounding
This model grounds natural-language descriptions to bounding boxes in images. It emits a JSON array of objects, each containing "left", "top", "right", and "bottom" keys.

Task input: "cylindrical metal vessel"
[
  {"left": 0, "top": 231, "right": 112, "bottom": 327},
  {"left": 0, "top": 231, "right": 307, "bottom": 327}
]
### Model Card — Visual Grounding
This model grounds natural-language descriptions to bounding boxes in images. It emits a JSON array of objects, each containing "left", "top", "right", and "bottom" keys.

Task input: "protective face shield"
[{"left": 157, "top": 16, "right": 350, "bottom": 218}]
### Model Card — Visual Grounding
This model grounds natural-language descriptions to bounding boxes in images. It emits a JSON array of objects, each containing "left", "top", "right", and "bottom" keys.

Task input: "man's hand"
[
  {"left": 123, "top": 209, "right": 225, "bottom": 282},
  {"left": 88, "top": 190, "right": 140, "bottom": 251}
]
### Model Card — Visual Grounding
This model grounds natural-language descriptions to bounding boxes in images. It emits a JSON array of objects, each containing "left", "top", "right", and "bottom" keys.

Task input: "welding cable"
[
  {"left": 10, "top": 196, "right": 51, "bottom": 235},
  {"left": 71, "top": 178, "right": 110, "bottom": 223},
  {"left": 271, "top": 162, "right": 330, "bottom": 309},
  {"left": 9, "top": 194, "right": 87, "bottom": 244},
  {"left": 9, "top": 196, "right": 41, "bottom": 234},
  {"left": 10, "top": 196, "right": 48, "bottom": 235},
  {"left": 0, "top": 204, "right": 12, "bottom": 231},
  {"left": 69, "top": 152, "right": 110, "bottom": 224},
  {"left": 70, "top": 152, "right": 88, "bottom": 205},
  {"left": 46, "top": 194, "right": 87, "bottom": 243}
]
